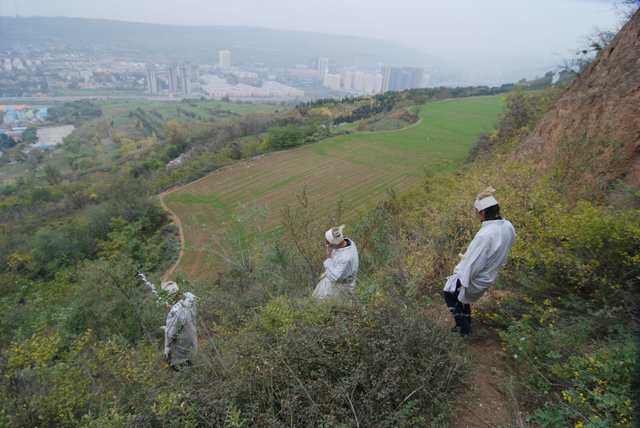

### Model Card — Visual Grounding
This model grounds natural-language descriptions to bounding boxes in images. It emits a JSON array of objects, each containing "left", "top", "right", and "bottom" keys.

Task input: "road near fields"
[{"left": 163, "top": 95, "right": 504, "bottom": 280}]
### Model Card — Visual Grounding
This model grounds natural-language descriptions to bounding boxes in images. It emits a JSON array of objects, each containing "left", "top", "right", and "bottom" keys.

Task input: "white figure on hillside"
[
  {"left": 443, "top": 187, "right": 516, "bottom": 336},
  {"left": 162, "top": 281, "right": 198, "bottom": 370},
  {"left": 313, "top": 225, "right": 359, "bottom": 300}
]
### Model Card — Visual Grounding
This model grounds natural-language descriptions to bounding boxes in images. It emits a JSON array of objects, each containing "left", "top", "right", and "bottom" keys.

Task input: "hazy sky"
[{"left": 1, "top": 0, "right": 624, "bottom": 82}]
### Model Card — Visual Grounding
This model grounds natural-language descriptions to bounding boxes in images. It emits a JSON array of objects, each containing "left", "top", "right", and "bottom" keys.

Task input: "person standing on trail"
[
  {"left": 313, "top": 225, "right": 359, "bottom": 300},
  {"left": 443, "top": 187, "right": 516, "bottom": 336},
  {"left": 162, "top": 281, "right": 198, "bottom": 370}
]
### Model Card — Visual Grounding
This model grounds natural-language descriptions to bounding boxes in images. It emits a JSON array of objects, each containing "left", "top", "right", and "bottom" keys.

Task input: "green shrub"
[
  {"left": 501, "top": 316, "right": 635, "bottom": 427},
  {"left": 188, "top": 300, "right": 467, "bottom": 427},
  {"left": 512, "top": 202, "right": 640, "bottom": 305},
  {"left": 264, "top": 124, "right": 316, "bottom": 150},
  {"left": 1, "top": 330, "right": 179, "bottom": 426}
]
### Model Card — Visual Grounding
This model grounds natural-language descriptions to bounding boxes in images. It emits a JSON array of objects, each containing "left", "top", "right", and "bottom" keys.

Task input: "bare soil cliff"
[{"left": 521, "top": 10, "right": 640, "bottom": 187}]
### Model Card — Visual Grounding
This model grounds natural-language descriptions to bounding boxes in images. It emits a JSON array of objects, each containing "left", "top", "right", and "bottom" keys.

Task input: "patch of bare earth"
[{"left": 425, "top": 291, "right": 523, "bottom": 427}]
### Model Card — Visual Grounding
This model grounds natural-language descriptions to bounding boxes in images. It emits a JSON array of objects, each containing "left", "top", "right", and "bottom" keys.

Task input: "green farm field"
[{"left": 164, "top": 95, "right": 504, "bottom": 280}]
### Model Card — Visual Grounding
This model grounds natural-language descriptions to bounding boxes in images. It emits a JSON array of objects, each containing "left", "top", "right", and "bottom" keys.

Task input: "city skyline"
[{"left": 1, "top": 0, "right": 623, "bottom": 83}]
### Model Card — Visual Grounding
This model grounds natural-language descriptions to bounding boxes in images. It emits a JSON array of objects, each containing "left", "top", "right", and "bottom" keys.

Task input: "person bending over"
[
  {"left": 313, "top": 225, "right": 359, "bottom": 300},
  {"left": 162, "top": 281, "right": 198, "bottom": 370},
  {"left": 443, "top": 187, "right": 516, "bottom": 336}
]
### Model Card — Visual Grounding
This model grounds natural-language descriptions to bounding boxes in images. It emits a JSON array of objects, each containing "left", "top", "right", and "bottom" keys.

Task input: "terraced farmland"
[{"left": 164, "top": 95, "right": 504, "bottom": 280}]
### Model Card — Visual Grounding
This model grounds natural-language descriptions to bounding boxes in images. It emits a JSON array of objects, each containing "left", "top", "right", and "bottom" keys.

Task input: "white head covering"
[
  {"left": 474, "top": 186, "right": 499, "bottom": 212},
  {"left": 161, "top": 281, "right": 179, "bottom": 295},
  {"left": 325, "top": 224, "right": 346, "bottom": 246}
]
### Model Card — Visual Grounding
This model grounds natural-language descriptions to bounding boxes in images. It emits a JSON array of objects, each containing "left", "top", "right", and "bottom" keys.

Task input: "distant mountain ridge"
[{"left": 0, "top": 16, "right": 432, "bottom": 68}]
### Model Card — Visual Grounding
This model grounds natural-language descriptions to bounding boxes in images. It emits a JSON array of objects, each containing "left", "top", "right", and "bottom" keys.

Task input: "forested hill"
[{"left": 0, "top": 16, "right": 431, "bottom": 67}]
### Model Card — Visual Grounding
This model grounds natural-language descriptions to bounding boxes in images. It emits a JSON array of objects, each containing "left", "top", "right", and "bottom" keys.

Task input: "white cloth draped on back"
[
  {"left": 444, "top": 219, "right": 516, "bottom": 304},
  {"left": 313, "top": 239, "right": 359, "bottom": 300},
  {"left": 164, "top": 292, "right": 198, "bottom": 366}
]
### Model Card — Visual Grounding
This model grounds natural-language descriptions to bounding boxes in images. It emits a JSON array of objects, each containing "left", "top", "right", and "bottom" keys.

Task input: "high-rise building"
[
  {"left": 317, "top": 57, "right": 329, "bottom": 80},
  {"left": 382, "top": 65, "right": 392, "bottom": 92},
  {"left": 388, "top": 67, "right": 424, "bottom": 91},
  {"left": 323, "top": 73, "right": 342, "bottom": 91},
  {"left": 168, "top": 65, "right": 179, "bottom": 94},
  {"left": 374, "top": 73, "right": 384, "bottom": 94},
  {"left": 409, "top": 67, "right": 424, "bottom": 88},
  {"left": 146, "top": 65, "right": 158, "bottom": 95},
  {"left": 218, "top": 50, "right": 232, "bottom": 68},
  {"left": 179, "top": 64, "right": 192, "bottom": 95},
  {"left": 352, "top": 71, "right": 366, "bottom": 93},
  {"left": 341, "top": 71, "right": 354, "bottom": 91}
]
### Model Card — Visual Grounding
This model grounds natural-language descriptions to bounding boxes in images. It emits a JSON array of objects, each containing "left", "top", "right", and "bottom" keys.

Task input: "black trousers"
[{"left": 443, "top": 281, "right": 471, "bottom": 336}]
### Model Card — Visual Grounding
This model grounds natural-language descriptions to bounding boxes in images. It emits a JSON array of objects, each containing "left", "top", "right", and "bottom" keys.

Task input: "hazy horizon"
[{"left": 1, "top": 0, "right": 626, "bottom": 83}]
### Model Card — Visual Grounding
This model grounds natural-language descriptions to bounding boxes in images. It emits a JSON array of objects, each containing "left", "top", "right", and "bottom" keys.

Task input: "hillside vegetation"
[{"left": 0, "top": 10, "right": 638, "bottom": 423}]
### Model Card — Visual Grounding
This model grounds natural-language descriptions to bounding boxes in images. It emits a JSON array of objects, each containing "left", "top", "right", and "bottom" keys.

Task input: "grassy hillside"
[{"left": 165, "top": 95, "right": 504, "bottom": 279}]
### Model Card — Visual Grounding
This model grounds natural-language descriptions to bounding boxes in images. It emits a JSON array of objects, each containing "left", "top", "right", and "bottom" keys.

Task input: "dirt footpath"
[
  {"left": 158, "top": 188, "right": 185, "bottom": 282},
  {"left": 426, "top": 297, "right": 523, "bottom": 428}
]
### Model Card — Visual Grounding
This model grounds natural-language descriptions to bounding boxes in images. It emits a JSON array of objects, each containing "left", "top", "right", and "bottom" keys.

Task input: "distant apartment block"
[
  {"left": 179, "top": 64, "right": 192, "bottom": 95},
  {"left": 323, "top": 73, "right": 342, "bottom": 91},
  {"left": 341, "top": 70, "right": 354, "bottom": 91},
  {"left": 317, "top": 57, "right": 329, "bottom": 80},
  {"left": 372, "top": 73, "right": 384, "bottom": 94},
  {"left": 168, "top": 65, "right": 179, "bottom": 93},
  {"left": 146, "top": 65, "right": 159, "bottom": 94},
  {"left": 218, "top": 50, "right": 232, "bottom": 68},
  {"left": 146, "top": 63, "right": 193, "bottom": 95},
  {"left": 387, "top": 67, "right": 424, "bottom": 91},
  {"left": 382, "top": 65, "right": 392, "bottom": 92}
]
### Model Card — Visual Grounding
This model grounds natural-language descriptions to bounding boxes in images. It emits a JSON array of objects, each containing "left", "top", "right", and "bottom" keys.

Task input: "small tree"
[{"left": 44, "top": 164, "right": 63, "bottom": 186}]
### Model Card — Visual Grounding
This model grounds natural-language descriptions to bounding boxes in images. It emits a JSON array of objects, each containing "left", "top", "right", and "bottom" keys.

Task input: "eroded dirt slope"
[{"left": 522, "top": 10, "right": 640, "bottom": 186}]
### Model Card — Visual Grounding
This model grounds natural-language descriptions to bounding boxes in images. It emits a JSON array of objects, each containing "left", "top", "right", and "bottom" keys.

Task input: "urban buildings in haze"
[
  {"left": 382, "top": 65, "right": 392, "bottom": 92},
  {"left": 146, "top": 65, "right": 159, "bottom": 95},
  {"left": 146, "top": 63, "right": 193, "bottom": 95},
  {"left": 382, "top": 66, "right": 425, "bottom": 92},
  {"left": 324, "top": 73, "right": 342, "bottom": 91},
  {"left": 179, "top": 64, "right": 192, "bottom": 95},
  {"left": 168, "top": 65, "right": 179, "bottom": 93},
  {"left": 386, "top": 67, "right": 424, "bottom": 91},
  {"left": 317, "top": 57, "right": 329, "bottom": 80},
  {"left": 218, "top": 50, "right": 232, "bottom": 68},
  {"left": 315, "top": 57, "right": 424, "bottom": 95}
]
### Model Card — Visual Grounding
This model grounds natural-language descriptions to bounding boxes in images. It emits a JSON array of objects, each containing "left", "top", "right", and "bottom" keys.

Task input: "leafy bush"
[
  {"left": 1, "top": 330, "right": 178, "bottom": 426},
  {"left": 64, "top": 256, "right": 164, "bottom": 342},
  {"left": 263, "top": 124, "right": 317, "bottom": 150},
  {"left": 501, "top": 315, "right": 635, "bottom": 427},
  {"left": 187, "top": 299, "right": 468, "bottom": 427},
  {"left": 510, "top": 202, "right": 640, "bottom": 306}
]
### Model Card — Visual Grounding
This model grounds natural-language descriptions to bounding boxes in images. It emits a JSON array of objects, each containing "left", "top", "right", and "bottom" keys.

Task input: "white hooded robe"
[
  {"left": 164, "top": 292, "right": 198, "bottom": 366},
  {"left": 313, "top": 239, "right": 359, "bottom": 300},
  {"left": 444, "top": 219, "right": 516, "bottom": 304}
]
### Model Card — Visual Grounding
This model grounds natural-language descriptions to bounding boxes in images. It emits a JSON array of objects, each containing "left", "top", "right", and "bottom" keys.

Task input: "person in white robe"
[
  {"left": 162, "top": 281, "right": 198, "bottom": 370},
  {"left": 443, "top": 187, "right": 516, "bottom": 336},
  {"left": 313, "top": 225, "right": 359, "bottom": 300}
]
